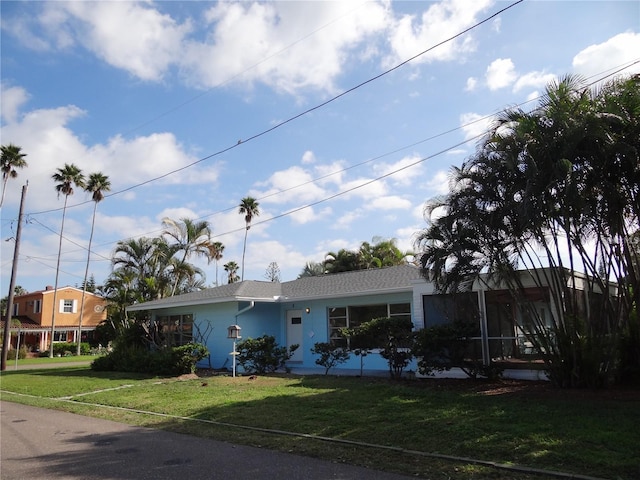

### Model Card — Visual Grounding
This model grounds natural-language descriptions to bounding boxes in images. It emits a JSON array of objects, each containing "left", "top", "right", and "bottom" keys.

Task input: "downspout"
[{"left": 236, "top": 301, "right": 255, "bottom": 321}]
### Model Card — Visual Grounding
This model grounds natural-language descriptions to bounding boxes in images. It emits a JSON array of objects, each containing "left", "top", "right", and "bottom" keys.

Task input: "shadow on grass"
[{"left": 81, "top": 373, "right": 640, "bottom": 479}]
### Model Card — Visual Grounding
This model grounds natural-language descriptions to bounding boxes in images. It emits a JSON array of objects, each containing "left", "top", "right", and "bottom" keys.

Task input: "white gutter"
[{"left": 235, "top": 300, "right": 255, "bottom": 320}]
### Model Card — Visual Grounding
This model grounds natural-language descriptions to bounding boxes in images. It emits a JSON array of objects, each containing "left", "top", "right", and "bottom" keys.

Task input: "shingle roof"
[{"left": 127, "top": 265, "right": 424, "bottom": 311}]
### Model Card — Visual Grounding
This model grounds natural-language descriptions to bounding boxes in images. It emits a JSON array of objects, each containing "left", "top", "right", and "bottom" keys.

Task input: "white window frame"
[{"left": 60, "top": 299, "right": 77, "bottom": 314}]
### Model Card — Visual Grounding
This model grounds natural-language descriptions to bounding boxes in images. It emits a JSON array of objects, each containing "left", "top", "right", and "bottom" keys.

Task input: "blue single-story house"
[{"left": 127, "top": 265, "right": 561, "bottom": 378}]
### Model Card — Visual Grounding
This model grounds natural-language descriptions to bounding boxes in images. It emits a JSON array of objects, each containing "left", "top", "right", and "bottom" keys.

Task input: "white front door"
[{"left": 286, "top": 310, "right": 303, "bottom": 362}]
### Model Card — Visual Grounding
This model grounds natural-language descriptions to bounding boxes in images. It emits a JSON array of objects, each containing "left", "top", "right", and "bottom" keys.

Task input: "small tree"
[
  {"left": 311, "top": 342, "right": 350, "bottom": 375},
  {"left": 412, "top": 317, "right": 491, "bottom": 378},
  {"left": 350, "top": 317, "right": 414, "bottom": 379},
  {"left": 236, "top": 335, "right": 298, "bottom": 374}
]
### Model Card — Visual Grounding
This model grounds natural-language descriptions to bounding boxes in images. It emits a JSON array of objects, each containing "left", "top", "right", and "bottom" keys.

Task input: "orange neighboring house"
[{"left": 7, "top": 285, "right": 108, "bottom": 353}]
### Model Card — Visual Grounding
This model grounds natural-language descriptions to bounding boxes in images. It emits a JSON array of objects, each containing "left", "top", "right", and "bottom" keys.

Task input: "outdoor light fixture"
[
  {"left": 305, "top": 307, "right": 310, "bottom": 314},
  {"left": 227, "top": 324, "right": 242, "bottom": 377}
]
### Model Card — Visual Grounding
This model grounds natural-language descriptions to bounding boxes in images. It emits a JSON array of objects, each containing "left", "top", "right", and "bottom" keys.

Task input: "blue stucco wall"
[
  {"left": 277, "top": 291, "right": 415, "bottom": 374},
  {"left": 152, "top": 290, "right": 416, "bottom": 375}
]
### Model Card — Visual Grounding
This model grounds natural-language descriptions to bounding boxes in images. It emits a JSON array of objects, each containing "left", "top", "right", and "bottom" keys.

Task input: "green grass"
[
  {"left": 1, "top": 367, "right": 638, "bottom": 480},
  {"left": 5, "top": 355, "right": 98, "bottom": 366}
]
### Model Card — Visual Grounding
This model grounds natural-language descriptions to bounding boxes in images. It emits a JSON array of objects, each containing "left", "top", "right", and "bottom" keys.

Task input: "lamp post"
[{"left": 227, "top": 324, "right": 242, "bottom": 377}]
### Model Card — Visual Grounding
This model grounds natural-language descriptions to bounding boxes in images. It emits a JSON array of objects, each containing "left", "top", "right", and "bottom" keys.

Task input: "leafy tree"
[
  {"left": 0, "top": 144, "right": 28, "bottom": 208},
  {"left": 264, "top": 261, "right": 281, "bottom": 282},
  {"left": 415, "top": 74, "right": 640, "bottom": 388},
  {"left": 239, "top": 197, "right": 260, "bottom": 281},
  {"left": 412, "top": 317, "right": 489, "bottom": 378},
  {"left": 311, "top": 342, "right": 350, "bottom": 375},
  {"left": 224, "top": 261, "right": 240, "bottom": 284},
  {"left": 348, "top": 317, "right": 414, "bottom": 379},
  {"left": 49, "top": 163, "right": 85, "bottom": 358},
  {"left": 77, "top": 172, "right": 110, "bottom": 355}
]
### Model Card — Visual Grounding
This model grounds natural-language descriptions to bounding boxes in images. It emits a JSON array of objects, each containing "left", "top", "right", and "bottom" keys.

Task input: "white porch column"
[{"left": 477, "top": 288, "right": 490, "bottom": 366}]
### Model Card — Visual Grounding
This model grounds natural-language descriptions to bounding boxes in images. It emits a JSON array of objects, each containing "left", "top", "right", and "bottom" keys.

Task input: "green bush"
[
  {"left": 236, "top": 335, "right": 298, "bottom": 374},
  {"left": 91, "top": 342, "right": 209, "bottom": 375},
  {"left": 39, "top": 342, "right": 91, "bottom": 357},
  {"left": 6, "top": 345, "right": 28, "bottom": 360},
  {"left": 347, "top": 317, "right": 414, "bottom": 379},
  {"left": 311, "top": 342, "right": 350, "bottom": 375}
]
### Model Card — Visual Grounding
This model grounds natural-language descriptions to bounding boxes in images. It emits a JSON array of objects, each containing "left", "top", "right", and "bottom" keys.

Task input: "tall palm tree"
[
  {"left": 224, "top": 261, "right": 240, "bottom": 284},
  {"left": 238, "top": 197, "right": 260, "bottom": 281},
  {"left": 0, "top": 144, "right": 28, "bottom": 208},
  {"left": 76, "top": 172, "right": 111, "bottom": 355},
  {"left": 49, "top": 163, "right": 85, "bottom": 357},
  {"left": 207, "top": 241, "right": 225, "bottom": 286},
  {"left": 162, "top": 217, "right": 212, "bottom": 295}
]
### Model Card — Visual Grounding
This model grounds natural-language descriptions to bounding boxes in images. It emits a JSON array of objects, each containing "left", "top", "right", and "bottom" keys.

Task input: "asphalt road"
[{"left": 1, "top": 401, "right": 414, "bottom": 480}]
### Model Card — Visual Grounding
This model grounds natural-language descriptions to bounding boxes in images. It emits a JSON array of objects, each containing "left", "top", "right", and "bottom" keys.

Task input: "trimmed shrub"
[
  {"left": 236, "top": 335, "right": 298, "bottom": 374},
  {"left": 311, "top": 342, "right": 350, "bottom": 375}
]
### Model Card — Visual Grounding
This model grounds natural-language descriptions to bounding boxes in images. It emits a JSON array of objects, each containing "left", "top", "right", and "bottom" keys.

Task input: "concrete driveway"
[{"left": 1, "top": 401, "right": 413, "bottom": 480}]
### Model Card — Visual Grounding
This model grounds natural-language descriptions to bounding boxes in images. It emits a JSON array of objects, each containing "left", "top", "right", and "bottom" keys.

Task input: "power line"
[{"left": 27, "top": 0, "right": 525, "bottom": 217}]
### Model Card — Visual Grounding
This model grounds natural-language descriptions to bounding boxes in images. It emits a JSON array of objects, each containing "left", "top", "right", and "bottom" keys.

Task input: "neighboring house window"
[
  {"left": 53, "top": 331, "right": 68, "bottom": 342},
  {"left": 155, "top": 314, "right": 194, "bottom": 347},
  {"left": 329, "top": 303, "right": 411, "bottom": 346},
  {"left": 60, "top": 299, "right": 77, "bottom": 313},
  {"left": 33, "top": 299, "right": 42, "bottom": 313},
  {"left": 12, "top": 303, "right": 19, "bottom": 316}
]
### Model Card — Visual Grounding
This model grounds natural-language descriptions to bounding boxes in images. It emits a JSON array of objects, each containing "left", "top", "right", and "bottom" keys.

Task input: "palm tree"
[
  {"left": 76, "top": 172, "right": 111, "bottom": 355},
  {"left": 207, "top": 241, "right": 225, "bottom": 286},
  {"left": 49, "top": 163, "right": 85, "bottom": 357},
  {"left": 112, "top": 237, "right": 173, "bottom": 301},
  {"left": 238, "top": 197, "right": 260, "bottom": 281},
  {"left": 162, "top": 217, "right": 212, "bottom": 295},
  {"left": 298, "top": 261, "right": 325, "bottom": 278},
  {"left": 224, "top": 261, "right": 240, "bottom": 284},
  {"left": 0, "top": 144, "right": 28, "bottom": 208}
]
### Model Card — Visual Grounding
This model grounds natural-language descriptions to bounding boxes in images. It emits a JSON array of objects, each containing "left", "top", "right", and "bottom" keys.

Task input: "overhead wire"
[
  {"left": 11, "top": 58, "right": 639, "bottom": 273},
  {"left": 27, "top": 0, "right": 525, "bottom": 217}
]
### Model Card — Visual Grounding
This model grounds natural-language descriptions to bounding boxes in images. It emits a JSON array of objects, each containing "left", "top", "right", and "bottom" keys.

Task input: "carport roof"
[{"left": 127, "top": 265, "right": 425, "bottom": 311}]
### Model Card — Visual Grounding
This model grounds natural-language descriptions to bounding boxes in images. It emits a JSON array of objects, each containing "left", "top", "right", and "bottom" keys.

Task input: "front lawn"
[{"left": 1, "top": 367, "right": 637, "bottom": 479}]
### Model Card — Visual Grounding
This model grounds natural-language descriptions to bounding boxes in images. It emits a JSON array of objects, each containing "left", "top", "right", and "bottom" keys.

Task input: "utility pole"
[{"left": 1, "top": 182, "right": 28, "bottom": 371}]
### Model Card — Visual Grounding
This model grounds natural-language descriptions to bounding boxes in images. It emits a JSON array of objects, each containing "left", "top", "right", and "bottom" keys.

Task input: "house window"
[
  {"left": 33, "top": 299, "right": 42, "bottom": 314},
  {"left": 12, "top": 303, "right": 19, "bottom": 316},
  {"left": 328, "top": 303, "right": 411, "bottom": 347},
  {"left": 60, "top": 299, "right": 76, "bottom": 313},
  {"left": 155, "top": 314, "right": 194, "bottom": 347},
  {"left": 53, "top": 331, "right": 68, "bottom": 342}
]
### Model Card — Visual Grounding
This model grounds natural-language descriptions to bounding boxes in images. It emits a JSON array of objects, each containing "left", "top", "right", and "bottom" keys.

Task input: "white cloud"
[
  {"left": 485, "top": 58, "right": 517, "bottom": 91},
  {"left": 386, "top": 0, "right": 494, "bottom": 65},
  {"left": 254, "top": 165, "right": 328, "bottom": 205},
  {"left": 373, "top": 154, "right": 423, "bottom": 186},
  {"left": 426, "top": 170, "right": 451, "bottom": 196},
  {"left": 572, "top": 32, "right": 640, "bottom": 78},
  {"left": 368, "top": 195, "right": 412, "bottom": 211},
  {"left": 301, "top": 150, "right": 315, "bottom": 164},
  {"left": 513, "top": 71, "right": 557, "bottom": 93},
  {"left": 0, "top": 85, "right": 30, "bottom": 123},
  {"left": 459, "top": 112, "right": 492, "bottom": 141},
  {"left": 465, "top": 77, "right": 477, "bottom": 92},
  {"left": 54, "top": 2, "right": 191, "bottom": 81},
  {"left": 182, "top": 1, "right": 389, "bottom": 93}
]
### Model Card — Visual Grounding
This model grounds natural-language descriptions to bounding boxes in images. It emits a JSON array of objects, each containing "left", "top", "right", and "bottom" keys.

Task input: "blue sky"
[{"left": 1, "top": 0, "right": 639, "bottom": 294}]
